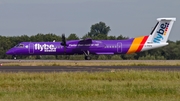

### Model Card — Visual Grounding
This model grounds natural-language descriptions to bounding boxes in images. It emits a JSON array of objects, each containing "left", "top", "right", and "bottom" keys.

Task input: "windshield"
[{"left": 15, "top": 44, "right": 24, "bottom": 48}]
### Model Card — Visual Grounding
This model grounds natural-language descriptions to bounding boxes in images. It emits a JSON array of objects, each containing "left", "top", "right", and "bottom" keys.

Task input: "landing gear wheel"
[
  {"left": 12, "top": 55, "right": 17, "bottom": 60},
  {"left": 85, "top": 56, "right": 91, "bottom": 60}
]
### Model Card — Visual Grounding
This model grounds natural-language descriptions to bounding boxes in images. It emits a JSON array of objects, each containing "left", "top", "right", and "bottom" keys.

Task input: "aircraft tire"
[
  {"left": 12, "top": 56, "right": 17, "bottom": 60},
  {"left": 87, "top": 56, "right": 91, "bottom": 60},
  {"left": 85, "top": 56, "right": 91, "bottom": 60},
  {"left": 85, "top": 56, "right": 87, "bottom": 60}
]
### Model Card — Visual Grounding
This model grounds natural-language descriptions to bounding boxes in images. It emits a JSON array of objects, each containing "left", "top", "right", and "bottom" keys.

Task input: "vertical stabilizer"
[{"left": 147, "top": 18, "right": 176, "bottom": 43}]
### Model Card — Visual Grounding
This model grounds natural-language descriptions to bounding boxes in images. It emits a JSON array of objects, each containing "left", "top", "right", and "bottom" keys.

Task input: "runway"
[
  {"left": 0, "top": 66, "right": 180, "bottom": 72},
  {"left": 1, "top": 59, "right": 180, "bottom": 63},
  {"left": 0, "top": 59, "right": 180, "bottom": 72}
]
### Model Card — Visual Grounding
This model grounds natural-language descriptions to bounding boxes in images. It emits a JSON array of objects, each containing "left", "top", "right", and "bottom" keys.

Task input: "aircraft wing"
[{"left": 79, "top": 38, "right": 92, "bottom": 43}]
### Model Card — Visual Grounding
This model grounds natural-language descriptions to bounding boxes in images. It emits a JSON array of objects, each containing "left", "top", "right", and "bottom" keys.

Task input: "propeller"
[{"left": 61, "top": 34, "right": 67, "bottom": 54}]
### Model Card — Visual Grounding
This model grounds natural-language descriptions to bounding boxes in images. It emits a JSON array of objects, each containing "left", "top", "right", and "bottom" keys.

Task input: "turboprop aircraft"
[{"left": 6, "top": 17, "right": 176, "bottom": 60}]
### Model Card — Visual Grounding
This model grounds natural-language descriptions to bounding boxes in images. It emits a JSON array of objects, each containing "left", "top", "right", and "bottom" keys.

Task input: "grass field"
[
  {"left": 2, "top": 60, "right": 180, "bottom": 66},
  {"left": 0, "top": 70, "right": 180, "bottom": 101}
]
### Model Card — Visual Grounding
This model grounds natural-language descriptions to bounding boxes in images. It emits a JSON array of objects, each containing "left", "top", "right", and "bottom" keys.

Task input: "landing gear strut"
[{"left": 83, "top": 50, "right": 91, "bottom": 60}]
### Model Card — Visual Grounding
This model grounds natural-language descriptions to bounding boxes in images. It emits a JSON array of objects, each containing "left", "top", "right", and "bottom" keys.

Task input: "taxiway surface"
[
  {"left": 0, "top": 66, "right": 180, "bottom": 72},
  {"left": 1, "top": 59, "right": 180, "bottom": 63}
]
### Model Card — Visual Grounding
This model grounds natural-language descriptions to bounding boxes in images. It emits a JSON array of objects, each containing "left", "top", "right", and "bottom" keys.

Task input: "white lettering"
[
  {"left": 69, "top": 44, "right": 77, "bottom": 47},
  {"left": 65, "top": 43, "right": 101, "bottom": 47},
  {"left": 34, "top": 44, "right": 57, "bottom": 52},
  {"left": 69, "top": 44, "right": 100, "bottom": 47}
]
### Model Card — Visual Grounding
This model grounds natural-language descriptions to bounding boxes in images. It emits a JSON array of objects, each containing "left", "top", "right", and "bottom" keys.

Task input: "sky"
[{"left": 0, "top": 0, "right": 180, "bottom": 41}]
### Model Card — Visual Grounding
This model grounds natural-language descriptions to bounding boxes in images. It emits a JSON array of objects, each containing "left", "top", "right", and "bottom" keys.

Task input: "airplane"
[{"left": 6, "top": 17, "right": 176, "bottom": 60}]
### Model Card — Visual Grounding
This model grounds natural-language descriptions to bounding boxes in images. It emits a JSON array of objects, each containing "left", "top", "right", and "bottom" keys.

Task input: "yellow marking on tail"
[{"left": 127, "top": 36, "right": 144, "bottom": 54}]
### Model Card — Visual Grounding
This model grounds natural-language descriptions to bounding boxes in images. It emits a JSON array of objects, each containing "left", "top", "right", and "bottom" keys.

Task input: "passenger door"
[
  {"left": 29, "top": 43, "right": 34, "bottom": 54},
  {"left": 117, "top": 42, "right": 122, "bottom": 53}
]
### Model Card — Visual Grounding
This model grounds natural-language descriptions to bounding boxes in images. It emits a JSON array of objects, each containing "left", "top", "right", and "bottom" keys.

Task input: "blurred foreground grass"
[{"left": 0, "top": 70, "right": 180, "bottom": 101}]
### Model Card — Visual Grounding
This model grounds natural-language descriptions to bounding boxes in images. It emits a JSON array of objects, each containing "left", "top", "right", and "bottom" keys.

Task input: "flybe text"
[
  {"left": 153, "top": 22, "right": 169, "bottom": 43},
  {"left": 34, "top": 44, "right": 56, "bottom": 52}
]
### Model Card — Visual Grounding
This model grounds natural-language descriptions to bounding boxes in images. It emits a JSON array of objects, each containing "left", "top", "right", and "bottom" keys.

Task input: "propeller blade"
[
  {"left": 61, "top": 33, "right": 66, "bottom": 46},
  {"left": 61, "top": 33, "right": 67, "bottom": 55}
]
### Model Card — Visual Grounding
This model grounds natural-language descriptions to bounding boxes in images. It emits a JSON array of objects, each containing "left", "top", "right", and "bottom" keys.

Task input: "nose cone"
[{"left": 6, "top": 49, "right": 14, "bottom": 55}]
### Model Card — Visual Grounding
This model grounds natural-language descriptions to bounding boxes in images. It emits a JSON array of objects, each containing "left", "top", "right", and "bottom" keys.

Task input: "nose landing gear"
[{"left": 12, "top": 55, "right": 17, "bottom": 60}]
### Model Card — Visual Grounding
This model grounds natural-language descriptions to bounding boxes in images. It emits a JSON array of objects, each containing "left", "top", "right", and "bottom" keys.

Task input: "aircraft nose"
[{"left": 6, "top": 49, "right": 14, "bottom": 55}]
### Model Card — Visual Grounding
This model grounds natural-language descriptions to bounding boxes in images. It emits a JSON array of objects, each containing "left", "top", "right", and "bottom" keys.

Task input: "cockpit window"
[{"left": 15, "top": 44, "right": 24, "bottom": 48}]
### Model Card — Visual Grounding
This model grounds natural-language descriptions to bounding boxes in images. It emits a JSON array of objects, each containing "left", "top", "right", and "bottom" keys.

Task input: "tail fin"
[{"left": 147, "top": 18, "right": 176, "bottom": 43}]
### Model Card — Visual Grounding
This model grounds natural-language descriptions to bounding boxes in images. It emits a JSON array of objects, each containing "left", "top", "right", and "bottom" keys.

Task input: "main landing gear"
[{"left": 83, "top": 50, "right": 91, "bottom": 60}]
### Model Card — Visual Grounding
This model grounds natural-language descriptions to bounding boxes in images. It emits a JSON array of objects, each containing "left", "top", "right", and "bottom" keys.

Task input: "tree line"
[{"left": 0, "top": 21, "right": 180, "bottom": 60}]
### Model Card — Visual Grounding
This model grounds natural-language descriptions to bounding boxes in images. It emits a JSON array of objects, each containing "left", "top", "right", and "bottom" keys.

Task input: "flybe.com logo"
[
  {"left": 153, "top": 22, "right": 169, "bottom": 43},
  {"left": 34, "top": 44, "right": 56, "bottom": 52}
]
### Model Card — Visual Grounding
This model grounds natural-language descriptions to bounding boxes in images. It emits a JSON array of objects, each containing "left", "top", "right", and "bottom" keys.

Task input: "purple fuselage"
[{"left": 6, "top": 39, "right": 134, "bottom": 56}]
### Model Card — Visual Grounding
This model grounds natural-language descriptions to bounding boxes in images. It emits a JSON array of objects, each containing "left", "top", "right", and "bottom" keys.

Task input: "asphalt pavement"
[{"left": 0, "top": 66, "right": 180, "bottom": 72}]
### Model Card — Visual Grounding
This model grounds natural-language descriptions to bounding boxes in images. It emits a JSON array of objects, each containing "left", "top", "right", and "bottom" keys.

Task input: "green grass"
[{"left": 0, "top": 70, "right": 180, "bottom": 101}]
